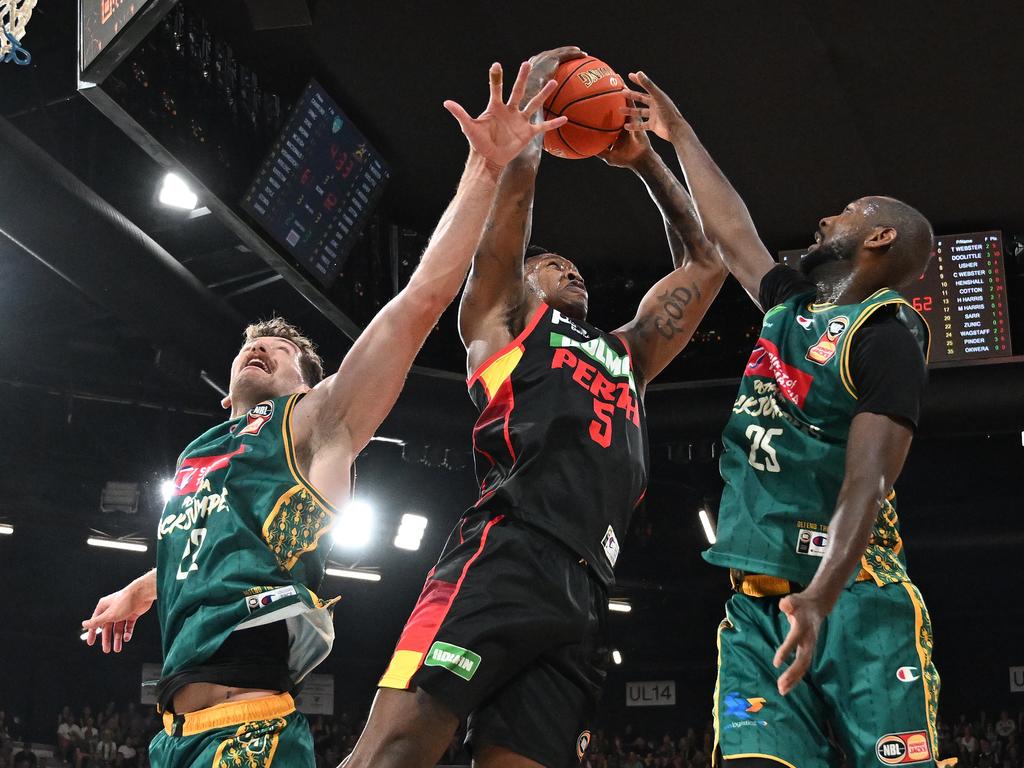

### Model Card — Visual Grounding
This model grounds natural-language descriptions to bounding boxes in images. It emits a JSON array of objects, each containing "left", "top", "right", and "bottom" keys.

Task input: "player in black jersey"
[{"left": 343, "top": 48, "right": 728, "bottom": 768}]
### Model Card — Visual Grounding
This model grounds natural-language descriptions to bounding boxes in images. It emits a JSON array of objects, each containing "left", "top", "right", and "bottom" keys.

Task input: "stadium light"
[
  {"left": 159, "top": 172, "right": 198, "bottom": 210},
  {"left": 0, "top": 524, "right": 13, "bottom": 535},
  {"left": 608, "top": 600, "right": 632, "bottom": 614},
  {"left": 612, "top": 649, "right": 623, "bottom": 665},
  {"left": 80, "top": 631, "right": 89, "bottom": 642},
  {"left": 394, "top": 513, "right": 428, "bottom": 551},
  {"left": 160, "top": 479, "right": 175, "bottom": 504},
  {"left": 332, "top": 500, "right": 374, "bottom": 550},
  {"left": 698, "top": 507, "right": 717, "bottom": 545},
  {"left": 325, "top": 567, "right": 381, "bottom": 582},
  {"left": 87, "top": 537, "right": 148, "bottom": 553}
]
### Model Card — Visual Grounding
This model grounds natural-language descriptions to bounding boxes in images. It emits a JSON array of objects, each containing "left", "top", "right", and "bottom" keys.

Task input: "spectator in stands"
[
  {"left": 12, "top": 744, "right": 36, "bottom": 768},
  {"left": 95, "top": 730, "right": 117, "bottom": 768},
  {"left": 115, "top": 737, "right": 137, "bottom": 768},
  {"left": 56, "top": 710, "right": 80, "bottom": 763},
  {"left": 998, "top": 711, "right": 1018, "bottom": 740},
  {"left": 961, "top": 725, "right": 980, "bottom": 765}
]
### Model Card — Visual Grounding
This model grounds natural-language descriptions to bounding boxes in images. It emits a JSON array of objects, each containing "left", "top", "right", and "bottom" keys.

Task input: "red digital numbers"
[{"left": 911, "top": 296, "right": 933, "bottom": 312}]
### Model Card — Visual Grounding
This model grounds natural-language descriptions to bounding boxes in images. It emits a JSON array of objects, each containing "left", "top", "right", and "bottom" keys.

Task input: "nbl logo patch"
[
  {"left": 237, "top": 400, "right": 275, "bottom": 437},
  {"left": 875, "top": 731, "right": 931, "bottom": 764}
]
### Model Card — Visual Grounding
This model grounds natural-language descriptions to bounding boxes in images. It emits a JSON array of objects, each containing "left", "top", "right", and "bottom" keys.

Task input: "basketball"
[{"left": 543, "top": 56, "right": 627, "bottom": 159}]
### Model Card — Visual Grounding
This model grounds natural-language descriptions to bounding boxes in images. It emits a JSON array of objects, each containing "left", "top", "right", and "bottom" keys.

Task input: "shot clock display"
[
  {"left": 779, "top": 231, "right": 1012, "bottom": 367},
  {"left": 241, "top": 80, "right": 390, "bottom": 289}
]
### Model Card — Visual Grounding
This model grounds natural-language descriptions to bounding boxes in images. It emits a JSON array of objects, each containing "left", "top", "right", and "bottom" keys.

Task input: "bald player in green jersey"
[
  {"left": 79, "top": 61, "right": 568, "bottom": 768},
  {"left": 624, "top": 74, "right": 953, "bottom": 768}
]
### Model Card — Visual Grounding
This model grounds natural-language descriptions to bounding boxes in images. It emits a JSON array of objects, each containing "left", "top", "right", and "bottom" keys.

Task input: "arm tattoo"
[{"left": 652, "top": 282, "right": 702, "bottom": 339}]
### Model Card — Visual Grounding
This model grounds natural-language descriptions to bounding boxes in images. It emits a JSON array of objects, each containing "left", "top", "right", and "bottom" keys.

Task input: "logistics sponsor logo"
[{"left": 723, "top": 691, "right": 768, "bottom": 728}]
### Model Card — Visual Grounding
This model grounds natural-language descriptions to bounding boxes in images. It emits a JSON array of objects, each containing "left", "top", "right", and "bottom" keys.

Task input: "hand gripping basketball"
[{"left": 443, "top": 61, "right": 567, "bottom": 170}]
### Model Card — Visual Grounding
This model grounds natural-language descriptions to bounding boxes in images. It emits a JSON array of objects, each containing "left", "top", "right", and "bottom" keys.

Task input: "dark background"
[{"left": 1, "top": 0, "right": 1022, "bottom": 741}]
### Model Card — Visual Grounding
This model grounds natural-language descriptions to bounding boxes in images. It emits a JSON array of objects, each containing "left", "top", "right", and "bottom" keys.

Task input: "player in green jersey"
[
  {"left": 623, "top": 75, "right": 953, "bottom": 768},
  {"left": 79, "top": 61, "right": 568, "bottom": 768}
]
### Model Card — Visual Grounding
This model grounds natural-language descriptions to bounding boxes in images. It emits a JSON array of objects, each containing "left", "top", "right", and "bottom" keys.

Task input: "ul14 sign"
[{"left": 626, "top": 680, "right": 677, "bottom": 707}]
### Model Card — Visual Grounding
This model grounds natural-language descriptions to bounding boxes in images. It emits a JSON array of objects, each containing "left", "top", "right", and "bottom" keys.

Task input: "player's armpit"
[{"left": 614, "top": 251, "right": 727, "bottom": 386}]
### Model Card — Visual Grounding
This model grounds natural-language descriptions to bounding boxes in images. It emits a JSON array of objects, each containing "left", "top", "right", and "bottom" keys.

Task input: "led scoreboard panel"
[
  {"left": 779, "top": 231, "right": 1012, "bottom": 367},
  {"left": 241, "top": 80, "right": 390, "bottom": 289}
]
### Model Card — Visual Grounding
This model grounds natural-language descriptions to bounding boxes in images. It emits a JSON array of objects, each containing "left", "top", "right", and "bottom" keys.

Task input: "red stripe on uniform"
[{"left": 393, "top": 515, "right": 505, "bottom": 660}]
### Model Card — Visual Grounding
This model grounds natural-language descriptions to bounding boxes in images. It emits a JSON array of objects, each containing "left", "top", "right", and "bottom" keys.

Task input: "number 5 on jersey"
[{"left": 745, "top": 425, "right": 783, "bottom": 472}]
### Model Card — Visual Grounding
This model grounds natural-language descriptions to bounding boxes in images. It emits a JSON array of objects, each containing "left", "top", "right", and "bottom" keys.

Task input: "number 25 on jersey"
[{"left": 745, "top": 425, "right": 783, "bottom": 472}]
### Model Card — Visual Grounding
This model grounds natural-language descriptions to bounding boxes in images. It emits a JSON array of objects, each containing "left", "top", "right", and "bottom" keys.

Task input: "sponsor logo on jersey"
[
  {"left": 796, "top": 528, "right": 829, "bottom": 556},
  {"left": 171, "top": 446, "right": 246, "bottom": 497},
  {"left": 896, "top": 666, "right": 921, "bottom": 682},
  {"left": 552, "top": 308, "right": 591, "bottom": 339},
  {"left": 806, "top": 315, "right": 849, "bottom": 365},
  {"left": 796, "top": 315, "right": 813, "bottom": 329},
  {"left": 723, "top": 692, "right": 768, "bottom": 728},
  {"left": 602, "top": 525, "right": 620, "bottom": 566},
  {"left": 744, "top": 338, "right": 814, "bottom": 407},
  {"left": 244, "top": 584, "right": 297, "bottom": 613},
  {"left": 424, "top": 641, "right": 481, "bottom": 681},
  {"left": 237, "top": 400, "right": 275, "bottom": 437},
  {"left": 875, "top": 731, "right": 931, "bottom": 764},
  {"left": 576, "top": 731, "right": 592, "bottom": 760}
]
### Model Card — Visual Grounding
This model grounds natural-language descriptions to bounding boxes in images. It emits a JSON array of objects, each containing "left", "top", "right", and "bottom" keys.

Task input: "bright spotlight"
[
  {"left": 331, "top": 500, "right": 374, "bottom": 550},
  {"left": 612, "top": 649, "right": 622, "bottom": 665},
  {"left": 159, "top": 172, "right": 198, "bottom": 210},
  {"left": 698, "top": 507, "right": 717, "bottom": 545},
  {"left": 394, "top": 513, "right": 428, "bottom": 551},
  {"left": 160, "top": 479, "right": 175, "bottom": 504},
  {"left": 87, "top": 537, "right": 148, "bottom": 553},
  {"left": 608, "top": 600, "right": 632, "bottom": 614},
  {"left": 325, "top": 567, "right": 381, "bottom": 582},
  {"left": 0, "top": 523, "right": 13, "bottom": 536},
  {"left": 80, "top": 630, "right": 90, "bottom": 642}
]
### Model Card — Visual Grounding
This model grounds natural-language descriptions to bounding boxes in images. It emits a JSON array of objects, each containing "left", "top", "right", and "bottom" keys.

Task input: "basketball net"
[{"left": 1, "top": 0, "right": 36, "bottom": 65}]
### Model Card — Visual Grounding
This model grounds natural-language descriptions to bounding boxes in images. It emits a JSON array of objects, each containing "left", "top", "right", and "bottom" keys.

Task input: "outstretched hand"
[
  {"left": 598, "top": 98, "right": 655, "bottom": 169},
  {"left": 82, "top": 579, "right": 156, "bottom": 654},
  {"left": 773, "top": 591, "right": 827, "bottom": 695},
  {"left": 444, "top": 62, "right": 567, "bottom": 170},
  {"left": 620, "top": 71, "right": 685, "bottom": 143}
]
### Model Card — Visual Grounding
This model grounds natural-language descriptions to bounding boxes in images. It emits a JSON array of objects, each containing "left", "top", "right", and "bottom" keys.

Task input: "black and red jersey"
[{"left": 467, "top": 303, "right": 649, "bottom": 585}]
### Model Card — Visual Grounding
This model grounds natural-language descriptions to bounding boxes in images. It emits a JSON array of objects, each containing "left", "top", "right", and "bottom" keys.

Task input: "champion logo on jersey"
[
  {"left": 896, "top": 666, "right": 920, "bottom": 682},
  {"left": 796, "top": 315, "right": 813, "bottom": 329}
]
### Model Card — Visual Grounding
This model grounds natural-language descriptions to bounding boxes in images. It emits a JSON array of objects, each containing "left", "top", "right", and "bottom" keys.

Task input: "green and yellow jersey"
[
  {"left": 705, "top": 279, "right": 930, "bottom": 586},
  {"left": 155, "top": 393, "right": 339, "bottom": 693}
]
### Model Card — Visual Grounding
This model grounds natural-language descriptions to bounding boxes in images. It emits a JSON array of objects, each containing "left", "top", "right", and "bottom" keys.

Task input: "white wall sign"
[
  {"left": 1010, "top": 666, "right": 1024, "bottom": 693},
  {"left": 626, "top": 680, "right": 676, "bottom": 707}
]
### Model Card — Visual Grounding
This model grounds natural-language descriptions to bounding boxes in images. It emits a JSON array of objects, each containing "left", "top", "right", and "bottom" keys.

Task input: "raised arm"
[
  {"left": 623, "top": 72, "right": 776, "bottom": 309},
  {"left": 296, "top": 62, "right": 564, "bottom": 459},
  {"left": 603, "top": 120, "right": 727, "bottom": 385},
  {"left": 458, "top": 46, "right": 585, "bottom": 368},
  {"left": 772, "top": 412, "right": 915, "bottom": 694}
]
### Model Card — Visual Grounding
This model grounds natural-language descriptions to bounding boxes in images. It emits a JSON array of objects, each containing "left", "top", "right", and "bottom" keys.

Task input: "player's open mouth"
[
  {"left": 566, "top": 282, "right": 587, "bottom": 295},
  {"left": 243, "top": 359, "right": 271, "bottom": 373}
]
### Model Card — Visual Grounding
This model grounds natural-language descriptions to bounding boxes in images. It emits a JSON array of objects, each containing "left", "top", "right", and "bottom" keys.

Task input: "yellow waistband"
[{"left": 162, "top": 692, "right": 294, "bottom": 737}]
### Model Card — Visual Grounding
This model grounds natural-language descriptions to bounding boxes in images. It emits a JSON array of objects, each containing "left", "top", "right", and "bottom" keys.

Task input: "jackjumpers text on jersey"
[
  {"left": 705, "top": 287, "right": 930, "bottom": 586},
  {"left": 155, "top": 393, "right": 338, "bottom": 693},
  {"left": 467, "top": 303, "right": 649, "bottom": 585}
]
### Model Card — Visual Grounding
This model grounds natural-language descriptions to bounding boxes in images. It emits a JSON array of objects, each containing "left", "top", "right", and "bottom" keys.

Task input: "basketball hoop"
[{"left": 1, "top": 0, "right": 36, "bottom": 65}]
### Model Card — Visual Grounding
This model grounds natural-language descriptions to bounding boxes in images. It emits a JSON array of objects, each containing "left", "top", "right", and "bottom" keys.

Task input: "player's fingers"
[
  {"left": 773, "top": 625, "right": 799, "bottom": 669},
  {"left": 523, "top": 78, "right": 558, "bottom": 116},
  {"left": 554, "top": 45, "right": 585, "bottom": 62},
  {"left": 507, "top": 61, "right": 531, "bottom": 109},
  {"left": 623, "top": 119, "right": 651, "bottom": 133},
  {"left": 535, "top": 115, "right": 568, "bottom": 135},
  {"left": 632, "top": 70, "right": 666, "bottom": 97},
  {"left": 112, "top": 621, "right": 125, "bottom": 653},
  {"left": 777, "top": 643, "right": 812, "bottom": 695},
  {"left": 487, "top": 62, "right": 503, "bottom": 107},
  {"left": 619, "top": 106, "right": 650, "bottom": 119},
  {"left": 442, "top": 100, "right": 473, "bottom": 132},
  {"left": 101, "top": 622, "right": 113, "bottom": 654},
  {"left": 86, "top": 626, "right": 98, "bottom": 646},
  {"left": 623, "top": 87, "right": 652, "bottom": 103},
  {"left": 124, "top": 617, "right": 137, "bottom": 643}
]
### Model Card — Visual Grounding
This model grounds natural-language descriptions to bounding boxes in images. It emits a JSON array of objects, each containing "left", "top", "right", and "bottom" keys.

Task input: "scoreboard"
[
  {"left": 241, "top": 80, "right": 390, "bottom": 289},
  {"left": 778, "top": 230, "right": 1013, "bottom": 367}
]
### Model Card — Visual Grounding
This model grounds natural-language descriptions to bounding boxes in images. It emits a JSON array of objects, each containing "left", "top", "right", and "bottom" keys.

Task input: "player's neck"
[{"left": 810, "top": 263, "right": 872, "bottom": 305}]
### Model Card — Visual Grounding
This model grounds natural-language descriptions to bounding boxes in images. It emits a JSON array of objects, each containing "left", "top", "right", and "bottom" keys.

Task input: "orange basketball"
[{"left": 542, "top": 56, "right": 627, "bottom": 159}]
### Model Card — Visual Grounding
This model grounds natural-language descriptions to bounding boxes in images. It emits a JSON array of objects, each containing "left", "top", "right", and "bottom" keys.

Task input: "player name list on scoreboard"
[
  {"left": 906, "top": 231, "right": 1012, "bottom": 365},
  {"left": 242, "top": 80, "right": 390, "bottom": 288}
]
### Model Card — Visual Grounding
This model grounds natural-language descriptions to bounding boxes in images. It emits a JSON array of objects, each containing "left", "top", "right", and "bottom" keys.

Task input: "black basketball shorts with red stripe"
[{"left": 378, "top": 509, "right": 611, "bottom": 767}]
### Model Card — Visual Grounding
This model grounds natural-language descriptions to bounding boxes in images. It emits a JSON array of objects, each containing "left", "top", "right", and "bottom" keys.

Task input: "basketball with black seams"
[{"left": 542, "top": 56, "right": 626, "bottom": 159}]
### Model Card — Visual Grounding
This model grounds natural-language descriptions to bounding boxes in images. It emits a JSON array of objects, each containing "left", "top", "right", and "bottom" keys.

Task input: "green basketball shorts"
[
  {"left": 713, "top": 579, "right": 951, "bottom": 768},
  {"left": 149, "top": 693, "right": 313, "bottom": 768}
]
